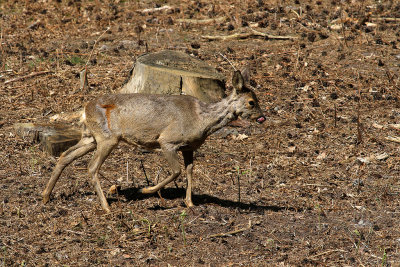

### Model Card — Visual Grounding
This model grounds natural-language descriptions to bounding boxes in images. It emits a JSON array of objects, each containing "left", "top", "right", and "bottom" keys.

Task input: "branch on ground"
[{"left": 202, "top": 29, "right": 298, "bottom": 41}]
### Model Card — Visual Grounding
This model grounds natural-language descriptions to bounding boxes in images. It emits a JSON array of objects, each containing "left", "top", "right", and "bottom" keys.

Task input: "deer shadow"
[{"left": 115, "top": 187, "right": 305, "bottom": 213}]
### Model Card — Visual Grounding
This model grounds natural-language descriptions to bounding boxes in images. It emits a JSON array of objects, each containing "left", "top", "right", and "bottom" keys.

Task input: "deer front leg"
[
  {"left": 140, "top": 149, "right": 181, "bottom": 194},
  {"left": 182, "top": 150, "right": 194, "bottom": 207},
  {"left": 42, "top": 136, "right": 96, "bottom": 204},
  {"left": 87, "top": 137, "right": 118, "bottom": 213}
]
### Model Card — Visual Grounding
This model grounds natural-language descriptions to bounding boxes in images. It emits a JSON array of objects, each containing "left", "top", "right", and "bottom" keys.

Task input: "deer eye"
[{"left": 248, "top": 100, "right": 255, "bottom": 107}]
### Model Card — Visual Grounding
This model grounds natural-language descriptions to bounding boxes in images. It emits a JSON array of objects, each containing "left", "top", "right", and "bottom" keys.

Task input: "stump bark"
[
  {"left": 120, "top": 50, "right": 226, "bottom": 103},
  {"left": 14, "top": 123, "right": 81, "bottom": 157}
]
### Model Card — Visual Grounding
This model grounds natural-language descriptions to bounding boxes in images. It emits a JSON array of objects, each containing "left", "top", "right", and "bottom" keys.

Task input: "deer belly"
[{"left": 121, "top": 132, "right": 161, "bottom": 150}]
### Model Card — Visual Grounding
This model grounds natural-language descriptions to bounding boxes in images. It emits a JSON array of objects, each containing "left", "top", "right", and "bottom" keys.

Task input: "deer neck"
[{"left": 200, "top": 91, "right": 240, "bottom": 135}]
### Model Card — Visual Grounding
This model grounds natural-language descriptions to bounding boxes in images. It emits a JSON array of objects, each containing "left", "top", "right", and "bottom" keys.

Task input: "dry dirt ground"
[{"left": 1, "top": 0, "right": 400, "bottom": 266}]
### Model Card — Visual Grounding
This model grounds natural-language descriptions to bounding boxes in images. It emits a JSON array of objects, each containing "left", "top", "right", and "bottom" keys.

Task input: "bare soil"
[{"left": 1, "top": 0, "right": 400, "bottom": 266}]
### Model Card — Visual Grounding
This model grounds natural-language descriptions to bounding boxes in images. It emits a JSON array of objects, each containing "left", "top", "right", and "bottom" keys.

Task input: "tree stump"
[
  {"left": 14, "top": 123, "right": 81, "bottom": 157},
  {"left": 120, "top": 50, "right": 226, "bottom": 103}
]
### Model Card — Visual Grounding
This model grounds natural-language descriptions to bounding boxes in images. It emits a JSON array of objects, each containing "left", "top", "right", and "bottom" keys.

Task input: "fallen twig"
[
  {"left": 309, "top": 249, "right": 347, "bottom": 259},
  {"left": 138, "top": 5, "right": 173, "bottom": 15},
  {"left": 202, "top": 32, "right": 254, "bottom": 41},
  {"left": 208, "top": 220, "right": 252, "bottom": 238},
  {"left": 4, "top": 70, "right": 52, "bottom": 84},
  {"left": 202, "top": 29, "right": 298, "bottom": 41},
  {"left": 305, "top": 183, "right": 333, "bottom": 187},
  {"left": 386, "top": 136, "right": 400, "bottom": 143},
  {"left": 250, "top": 29, "right": 298, "bottom": 40},
  {"left": 177, "top": 16, "right": 226, "bottom": 24},
  {"left": 371, "top": 17, "right": 400, "bottom": 22},
  {"left": 64, "top": 229, "right": 85, "bottom": 235}
]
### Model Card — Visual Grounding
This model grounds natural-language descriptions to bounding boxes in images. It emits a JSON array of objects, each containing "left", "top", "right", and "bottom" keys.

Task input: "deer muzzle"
[{"left": 256, "top": 116, "right": 266, "bottom": 124}]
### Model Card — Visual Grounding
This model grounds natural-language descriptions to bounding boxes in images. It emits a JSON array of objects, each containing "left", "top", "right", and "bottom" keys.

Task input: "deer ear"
[{"left": 232, "top": 70, "right": 244, "bottom": 91}]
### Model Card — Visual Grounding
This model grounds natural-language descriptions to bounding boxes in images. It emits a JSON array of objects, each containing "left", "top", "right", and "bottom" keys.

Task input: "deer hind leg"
[
  {"left": 42, "top": 136, "right": 96, "bottom": 204},
  {"left": 140, "top": 149, "right": 181, "bottom": 194},
  {"left": 87, "top": 137, "right": 119, "bottom": 213},
  {"left": 182, "top": 150, "right": 194, "bottom": 207}
]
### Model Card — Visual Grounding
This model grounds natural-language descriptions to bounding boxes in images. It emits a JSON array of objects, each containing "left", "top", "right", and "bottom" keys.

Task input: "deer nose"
[{"left": 256, "top": 116, "right": 266, "bottom": 124}]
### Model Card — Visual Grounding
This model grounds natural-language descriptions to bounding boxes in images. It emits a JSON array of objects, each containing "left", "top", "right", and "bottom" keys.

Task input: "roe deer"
[{"left": 42, "top": 71, "right": 266, "bottom": 213}]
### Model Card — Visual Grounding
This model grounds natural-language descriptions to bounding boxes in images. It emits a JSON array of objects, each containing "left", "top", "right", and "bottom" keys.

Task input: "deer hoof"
[
  {"left": 185, "top": 199, "right": 194, "bottom": 208},
  {"left": 104, "top": 207, "right": 111, "bottom": 213},
  {"left": 42, "top": 194, "right": 50, "bottom": 204}
]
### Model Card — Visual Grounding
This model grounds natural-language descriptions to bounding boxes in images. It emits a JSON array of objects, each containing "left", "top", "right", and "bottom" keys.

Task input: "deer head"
[{"left": 231, "top": 70, "right": 266, "bottom": 124}]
